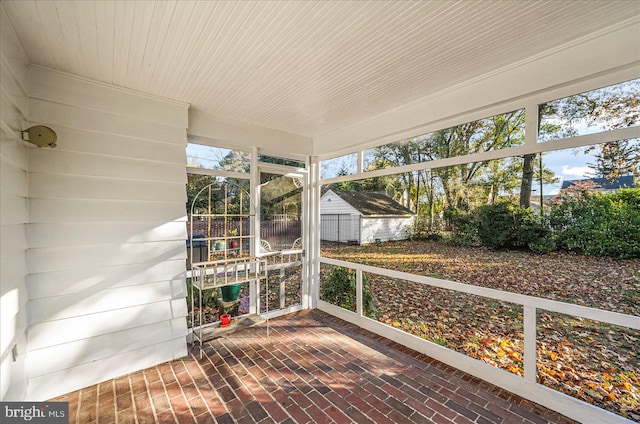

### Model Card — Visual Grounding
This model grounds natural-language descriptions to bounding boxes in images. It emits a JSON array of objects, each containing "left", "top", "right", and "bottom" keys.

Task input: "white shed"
[{"left": 320, "top": 190, "right": 415, "bottom": 244}]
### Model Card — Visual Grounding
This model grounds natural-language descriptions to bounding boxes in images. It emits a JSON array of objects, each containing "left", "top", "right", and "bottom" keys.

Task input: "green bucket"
[{"left": 221, "top": 284, "right": 241, "bottom": 301}]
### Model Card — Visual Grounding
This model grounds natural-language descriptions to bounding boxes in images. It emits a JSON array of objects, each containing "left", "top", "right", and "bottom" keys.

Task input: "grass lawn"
[{"left": 321, "top": 240, "right": 640, "bottom": 420}]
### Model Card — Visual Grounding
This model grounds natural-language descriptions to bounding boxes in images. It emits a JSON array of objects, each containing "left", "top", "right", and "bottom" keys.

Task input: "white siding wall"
[
  {"left": 320, "top": 191, "right": 361, "bottom": 242},
  {"left": 0, "top": 5, "right": 30, "bottom": 401},
  {"left": 360, "top": 216, "right": 414, "bottom": 244},
  {"left": 25, "top": 67, "right": 190, "bottom": 401},
  {"left": 320, "top": 191, "right": 360, "bottom": 215}
]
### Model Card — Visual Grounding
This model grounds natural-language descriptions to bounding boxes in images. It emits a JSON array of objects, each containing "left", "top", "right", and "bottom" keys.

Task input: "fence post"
[
  {"left": 356, "top": 269, "right": 363, "bottom": 316},
  {"left": 524, "top": 304, "right": 537, "bottom": 383}
]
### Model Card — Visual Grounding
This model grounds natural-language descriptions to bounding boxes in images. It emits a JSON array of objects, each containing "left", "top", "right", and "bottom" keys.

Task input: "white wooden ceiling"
[{"left": 3, "top": 1, "right": 639, "bottom": 138}]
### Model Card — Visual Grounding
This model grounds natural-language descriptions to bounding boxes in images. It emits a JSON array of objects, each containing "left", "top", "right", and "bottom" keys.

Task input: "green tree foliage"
[
  {"left": 330, "top": 174, "right": 393, "bottom": 194},
  {"left": 215, "top": 150, "right": 251, "bottom": 172},
  {"left": 587, "top": 139, "right": 640, "bottom": 181},
  {"left": 538, "top": 78, "right": 639, "bottom": 141},
  {"left": 187, "top": 174, "right": 217, "bottom": 213},
  {"left": 423, "top": 110, "right": 527, "bottom": 210},
  {"left": 365, "top": 110, "right": 540, "bottom": 224},
  {"left": 260, "top": 173, "right": 302, "bottom": 219},
  {"left": 187, "top": 174, "right": 250, "bottom": 215},
  {"left": 186, "top": 147, "right": 251, "bottom": 214}
]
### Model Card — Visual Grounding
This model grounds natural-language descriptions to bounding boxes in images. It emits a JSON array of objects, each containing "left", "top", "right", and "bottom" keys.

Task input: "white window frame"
[{"left": 313, "top": 68, "right": 640, "bottom": 424}]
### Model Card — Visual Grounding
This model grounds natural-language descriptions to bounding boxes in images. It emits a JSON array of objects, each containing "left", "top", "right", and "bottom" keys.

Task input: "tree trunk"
[{"left": 519, "top": 154, "right": 535, "bottom": 208}]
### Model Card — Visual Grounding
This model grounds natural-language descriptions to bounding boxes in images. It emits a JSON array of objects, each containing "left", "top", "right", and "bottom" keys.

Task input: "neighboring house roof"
[
  {"left": 323, "top": 190, "right": 414, "bottom": 216},
  {"left": 561, "top": 175, "right": 636, "bottom": 190}
]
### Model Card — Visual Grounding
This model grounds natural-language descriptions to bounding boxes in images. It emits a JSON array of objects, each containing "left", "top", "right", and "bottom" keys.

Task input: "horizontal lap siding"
[
  {"left": 27, "top": 240, "right": 187, "bottom": 274},
  {"left": 28, "top": 340, "right": 186, "bottom": 402},
  {"left": 28, "top": 221, "right": 188, "bottom": 248},
  {"left": 29, "top": 198, "right": 186, "bottom": 223},
  {"left": 29, "top": 173, "right": 186, "bottom": 201},
  {"left": 37, "top": 126, "right": 187, "bottom": 163},
  {"left": 26, "top": 67, "right": 190, "bottom": 401},
  {"left": 27, "top": 319, "right": 186, "bottom": 378},
  {"left": 28, "top": 260, "right": 187, "bottom": 299},
  {"left": 360, "top": 216, "right": 414, "bottom": 244},
  {"left": 29, "top": 148, "right": 187, "bottom": 182},
  {"left": 319, "top": 191, "right": 360, "bottom": 215},
  {"left": 28, "top": 300, "right": 188, "bottom": 351},
  {"left": 0, "top": 5, "right": 29, "bottom": 401}
]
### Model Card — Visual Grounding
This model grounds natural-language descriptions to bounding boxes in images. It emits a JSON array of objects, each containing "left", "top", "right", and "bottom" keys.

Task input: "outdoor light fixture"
[{"left": 21, "top": 125, "right": 57, "bottom": 148}]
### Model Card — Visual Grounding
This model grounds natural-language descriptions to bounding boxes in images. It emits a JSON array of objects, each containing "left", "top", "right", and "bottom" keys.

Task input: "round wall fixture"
[{"left": 22, "top": 125, "right": 57, "bottom": 148}]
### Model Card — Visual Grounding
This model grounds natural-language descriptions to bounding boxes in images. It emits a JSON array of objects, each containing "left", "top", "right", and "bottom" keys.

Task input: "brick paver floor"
[{"left": 51, "top": 310, "right": 577, "bottom": 423}]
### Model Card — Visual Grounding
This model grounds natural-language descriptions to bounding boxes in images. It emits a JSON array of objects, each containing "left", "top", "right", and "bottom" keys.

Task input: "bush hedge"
[
  {"left": 445, "top": 188, "right": 639, "bottom": 258},
  {"left": 443, "top": 208, "right": 481, "bottom": 247},
  {"left": 549, "top": 188, "right": 640, "bottom": 259},
  {"left": 476, "top": 202, "right": 552, "bottom": 251}
]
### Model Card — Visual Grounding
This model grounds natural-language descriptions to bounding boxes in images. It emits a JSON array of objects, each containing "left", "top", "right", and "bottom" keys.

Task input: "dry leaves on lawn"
[{"left": 322, "top": 240, "right": 640, "bottom": 419}]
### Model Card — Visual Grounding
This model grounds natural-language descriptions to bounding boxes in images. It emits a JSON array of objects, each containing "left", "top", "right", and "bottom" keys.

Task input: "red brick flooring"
[{"left": 51, "top": 310, "right": 577, "bottom": 423}]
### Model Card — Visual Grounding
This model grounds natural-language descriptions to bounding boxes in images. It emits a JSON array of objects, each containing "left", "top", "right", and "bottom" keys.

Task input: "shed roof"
[
  {"left": 561, "top": 175, "right": 636, "bottom": 190},
  {"left": 327, "top": 190, "right": 414, "bottom": 216}
]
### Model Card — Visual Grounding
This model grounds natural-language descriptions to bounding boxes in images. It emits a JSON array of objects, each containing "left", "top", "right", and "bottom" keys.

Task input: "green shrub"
[
  {"left": 475, "top": 202, "right": 552, "bottom": 251},
  {"left": 475, "top": 203, "right": 514, "bottom": 249},
  {"left": 410, "top": 218, "right": 443, "bottom": 241},
  {"left": 528, "top": 236, "right": 556, "bottom": 255},
  {"left": 444, "top": 208, "right": 481, "bottom": 247},
  {"left": 321, "top": 266, "right": 377, "bottom": 318},
  {"left": 550, "top": 188, "right": 640, "bottom": 259}
]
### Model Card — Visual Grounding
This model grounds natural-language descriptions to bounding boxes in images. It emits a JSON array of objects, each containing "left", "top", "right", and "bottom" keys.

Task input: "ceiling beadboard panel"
[{"left": 3, "top": 0, "right": 639, "bottom": 138}]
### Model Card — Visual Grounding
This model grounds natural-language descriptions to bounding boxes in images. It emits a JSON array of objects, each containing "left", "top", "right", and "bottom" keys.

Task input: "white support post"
[
  {"left": 523, "top": 99, "right": 539, "bottom": 378},
  {"left": 356, "top": 269, "right": 363, "bottom": 317},
  {"left": 524, "top": 101, "right": 540, "bottom": 147},
  {"left": 524, "top": 304, "right": 537, "bottom": 383},
  {"left": 309, "top": 156, "right": 321, "bottom": 310},
  {"left": 250, "top": 146, "right": 259, "bottom": 315},
  {"left": 301, "top": 163, "right": 310, "bottom": 310}
]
